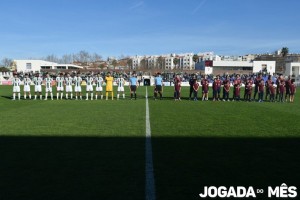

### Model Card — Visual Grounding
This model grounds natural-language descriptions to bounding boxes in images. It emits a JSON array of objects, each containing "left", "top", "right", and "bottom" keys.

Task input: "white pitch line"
[{"left": 145, "top": 87, "right": 156, "bottom": 200}]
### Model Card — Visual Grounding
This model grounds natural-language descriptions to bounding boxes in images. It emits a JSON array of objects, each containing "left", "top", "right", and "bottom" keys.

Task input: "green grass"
[{"left": 0, "top": 85, "right": 299, "bottom": 200}]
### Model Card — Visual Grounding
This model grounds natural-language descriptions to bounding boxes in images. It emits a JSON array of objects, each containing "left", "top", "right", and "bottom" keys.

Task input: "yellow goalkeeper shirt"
[{"left": 105, "top": 76, "right": 114, "bottom": 92}]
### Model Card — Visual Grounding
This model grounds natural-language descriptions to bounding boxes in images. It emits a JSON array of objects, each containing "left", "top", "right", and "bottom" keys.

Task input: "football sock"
[
  {"left": 35, "top": 95, "right": 37, "bottom": 100},
  {"left": 101, "top": 95, "right": 103, "bottom": 99},
  {"left": 71, "top": 94, "right": 73, "bottom": 99},
  {"left": 86, "top": 93, "right": 89, "bottom": 100},
  {"left": 95, "top": 95, "right": 98, "bottom": 99},
  {"left": 117, "top": 94, "right": 119, "bottom": 99},
  {"left": 40, "top": 95, "right": 42, "bottom": 100},
  {"left": 45, "top": 94, "right": 48, "bottom": 99},
  {"left": 57, "top": 93, "right": 59, "bottom": 100},
  {"left": 18, "top": 93, "right": 20, "bottom": 100},
  {"left": 61, "top": 93, "right": 63, "bottom": 99},
  {"left": 134, "top": 93, "right": 136, "bottom": 100},
  {"left": 13, "top": 93, "right": 16, "bottom": 100},
  {"left": 91, "top": 93, "right": 93, "bottom": 100},
  {"left": 112, "top": 92, "right": 114, "bottom": 100},
  {"left": 66, "top": 94, "right": 68, "bottom": 99},
  {"left": 24, "top": 95, "right": 26, "bottom": 99},
  {"left": 29, "top": 95, "right": 31, "bottom": 99},
  {"left": 122, "top": 94, "right": 125, "bottom": 99}
]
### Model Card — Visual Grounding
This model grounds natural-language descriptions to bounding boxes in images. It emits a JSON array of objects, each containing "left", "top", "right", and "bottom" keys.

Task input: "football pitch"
[{"left": 0, "top": 85, "right": 300, "bottom": 200}]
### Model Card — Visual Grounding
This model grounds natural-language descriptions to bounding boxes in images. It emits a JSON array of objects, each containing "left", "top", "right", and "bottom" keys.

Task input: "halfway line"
[{"left": 145, "top": 87, "right": 156, "bottom": 200}]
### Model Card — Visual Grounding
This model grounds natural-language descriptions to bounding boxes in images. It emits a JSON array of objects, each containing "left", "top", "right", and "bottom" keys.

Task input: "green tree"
[
  {"left": 157, "top": 56, "right": 165, "bottom": 69},
  {"left": 281, "top": 47, "right": 289, "bottom": 57},
  {"left": 173, "top": 57, "right": 179, "bottom": 69},
  {"left": 127, "top": 59, "right": 133, "bottom": 69},
  {"left": 193, "top": 54, "right": 199, "bottom": 63},
  {"left": 112, "top": 59, "right": 118, "bottom": 69}
]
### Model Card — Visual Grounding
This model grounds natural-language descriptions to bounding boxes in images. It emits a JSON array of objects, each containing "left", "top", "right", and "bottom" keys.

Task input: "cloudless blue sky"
[{"left": 1, "top": 0, "right": 300, "bottom": 59}]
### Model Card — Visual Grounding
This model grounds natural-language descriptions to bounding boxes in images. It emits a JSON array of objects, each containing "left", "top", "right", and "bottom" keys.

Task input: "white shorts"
[
  {"left": 96, "top": 86, "right": 103, "bottom": 92},
  {"left": 46, "top": 87, "right": 52, "bottom": 93},
  {"left": 117, "top": 87, "right": 124, "bottom": 92},
  {"left": 13, "top": 86, "right": 20, "bottom": 93},
  {"left": 24, "top": 85, "right": 31, "bottom": 92},
  {"left": 75, "top": 86, "right": 82, "bottom": 92},
  {"left": 57, "top": 87, "right": 64, "bottom": 91},
  {"left": 35, "top": 85, "right": 42, "bottom": 92},
  {"left": 66, "top": 85, "right": 73, "bottom": 92},
  {"left": 86, "top": 85, "right": 93, "bottom": 92}
]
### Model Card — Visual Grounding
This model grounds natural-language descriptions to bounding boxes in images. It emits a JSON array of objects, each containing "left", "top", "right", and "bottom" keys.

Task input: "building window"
[{"left": 26, "top": 63, "right": 32, "bottom": 70}]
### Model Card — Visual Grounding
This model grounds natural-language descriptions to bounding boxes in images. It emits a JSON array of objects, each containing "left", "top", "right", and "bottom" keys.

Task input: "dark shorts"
[
  {"left": 286, "top": 89, "right": 290, "bottom": 95},
  {"left": 155, "top": 85, "right": 162, "bottom": 92},
  {"left": 130, "top": 85, "right": 137, "bottom": 92}
]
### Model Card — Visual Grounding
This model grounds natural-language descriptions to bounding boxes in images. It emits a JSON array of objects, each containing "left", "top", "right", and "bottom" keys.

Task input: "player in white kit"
[
  {"left": 12, "top": 73, "right": 21, "bottom": 100},
  {"left": 56, "top": 73, "right": 65, "bottom": 100},
  {"left": 23, "top": 74, "right": 32, "bottom": 100},
  {"left": 95, "top": 73, "right": 104, "bottom": 100},
  {"left": 33, "top": 73, "right": 43, "bottom": 100},
  {"left": 86, "top": 74, "right": 94, "bottom": 100},
  {"left": 74, "top": 73, "right": 83, "bottom": 100},
  {"left": 116, "top": 74, "right": 126, "bottom": 100},
  {"left": 44, "top": 73, "right": 53, "bottom": 100},
  {"left": 65, "top": 73, "right": 73, "bottom": 100}
]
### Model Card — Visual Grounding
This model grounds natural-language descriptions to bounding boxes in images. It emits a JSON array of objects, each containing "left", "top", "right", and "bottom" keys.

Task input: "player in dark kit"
[
  {"left": 201, "top": 79, "right": 209, "bottom": 101},
  {"left": 269, "top": 82, "right": 276, "bottom": 102},
  {"left": 245, "top": 77, "right": 253, "bottom": 102},
  {"left": 212, "top": 75, "right": 222, "bottom": 101},
  {"left": 265, "top": 75, "right": 272, "bottom": 101},
  {"left": 222, "top": 76, "right": 230, "bottom": 101},
  {"left": 289, "top": 79, "right": 296, "bottom": 103},
  {"left": 193, "top": 80, "right": 200, "bottom": 101},
  {"left": 279, "top": 79, "right": 285, "bottom": 102},
  {"left": 285, "top": 76, "right": 292, "bottom": 102},
  {"left": 189, "top": 75, "right": 197, "bottom": 100},
  {"left": 258, "top": 79, "right": 264, "bottom": 102},
  {"left": 275, "top": 75, "right": 283, "bottom": 101},
  {"left": 253, "top": 74, "right": 262, "bottom": 100},
  {"left": 234, "top": 81, "right": 241, "bottom": 101},
  {"left": 174, "top": 74, "right": 181, "bottom": 101},
  {"left": 232, "top": 74, "right": 241, "bottom": 101}
]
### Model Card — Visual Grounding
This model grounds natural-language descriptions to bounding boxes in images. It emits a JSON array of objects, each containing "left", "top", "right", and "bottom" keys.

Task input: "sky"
[{"left": 1, "top": 0, "right": 300, "bottom": 59}]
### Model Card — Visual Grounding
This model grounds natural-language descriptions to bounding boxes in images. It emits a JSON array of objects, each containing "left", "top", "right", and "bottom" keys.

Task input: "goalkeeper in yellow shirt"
[{"left": 105, "top": 72, "right": 114, "bottom": 100}]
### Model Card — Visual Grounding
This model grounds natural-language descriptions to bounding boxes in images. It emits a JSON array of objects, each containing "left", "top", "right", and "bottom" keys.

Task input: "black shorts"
[
  {"left": 130, "top": 85, "right": 137, "bottom": 92},
  {"left": 155, "top": 85, "right": 162, "bottom": 92}
]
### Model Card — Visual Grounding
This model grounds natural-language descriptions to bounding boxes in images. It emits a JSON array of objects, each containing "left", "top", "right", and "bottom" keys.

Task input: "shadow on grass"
[{"left": 0, "top": 136, "right": 299, "bottom": 200}]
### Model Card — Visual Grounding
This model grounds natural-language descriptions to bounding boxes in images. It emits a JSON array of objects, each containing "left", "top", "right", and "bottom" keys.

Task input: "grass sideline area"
[{"left": 0, "top": 85, "right": 300, "bottom": 200}]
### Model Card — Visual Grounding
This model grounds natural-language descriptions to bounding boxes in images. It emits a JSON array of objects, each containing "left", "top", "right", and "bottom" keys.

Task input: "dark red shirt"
[
  {"left": 193, "top": 82, "right": 199, "bottom": 91},
  {"left": 270, "top": 85, "right": 276, "bottom": 95},
  {"left": 290, "top": 84, "right": 296, "bottom": 94},
  {"left": 259, "top": 82, "right": 264, "bottom": 92},
  {"left": 280, "top": 80, "right": 285, "bottom": 93},
  {"left": 202, "top": 80, "right": 209, "bottom": 91}
]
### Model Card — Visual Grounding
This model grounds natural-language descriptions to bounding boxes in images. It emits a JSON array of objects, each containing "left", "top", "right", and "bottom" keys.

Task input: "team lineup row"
[
  {"left": 10, "top": 72, "right": 139, "bottom": 100},
  {"left": 9, "top": 72, "right": 297, "bottom": 102}
]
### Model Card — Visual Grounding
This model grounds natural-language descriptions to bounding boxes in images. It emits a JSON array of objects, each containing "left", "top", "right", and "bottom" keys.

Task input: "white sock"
[
  {"left": 13, "top": 93, "right": 16, "bottom": 100},
  {"left": 123, "top": 94, "right": 125, "bottom": 99},
  {"left": 35, "top": 95, "right": 37, "bottom": 100},
  {"left": 71, "top": 94, "right": 73, "bottom": 99},
  {"left": 57, "top": 93, "right": 59, "bottom": 100},
  {"left": 29, "top": 95, "right": 31, "bottom": 99},
  {"left": 66, "top": 94, "right": 68, "bottom": 99},
  {"left": 40, "top": 95, "right": 42, "bottom": 100},
  {"left": 76, "top": 96, "right": 78, "bottom": 99},
  {"left": 45, "top": 94, "right": 48, "bottom": 99},
  {"left": 24, "top": 94, "right": 26, "bottom": 99},
  {"left": 18, "top": 93, "right": 21, "bottom": 100},
  {"left": 80, "top": 96, "right": 82, "bottom": 100},
  {"left": 96, "top": 95, "right": 98, "bottom": 99},
  {"left": 51, "top": 93, "right": 53, "bottom": 99},
  {"left": 91, "top": 93, "right": 93, "bottom": 100},
  {"left": 86, "top": 93, "right": 88, "bottom": 99},
  {"left": 101, "top": 95, "right": 103, "bottom": 99},
  {"left": 61, "top": 93, "right": 63, "bottom": 99},
  {"left": 117, "top": 94, "right": 119, "bottom": 99}
]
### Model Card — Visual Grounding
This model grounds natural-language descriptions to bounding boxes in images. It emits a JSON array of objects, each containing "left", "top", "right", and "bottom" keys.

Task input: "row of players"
[
  {"left": 11, "top": 72, "right": 139, "bottom": 100},
  {"left": 10, "top": 72, "right": 297, "bottom": 102},
  {"left": 186, "top": 74, "right": 297, "bottom": 102}
]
